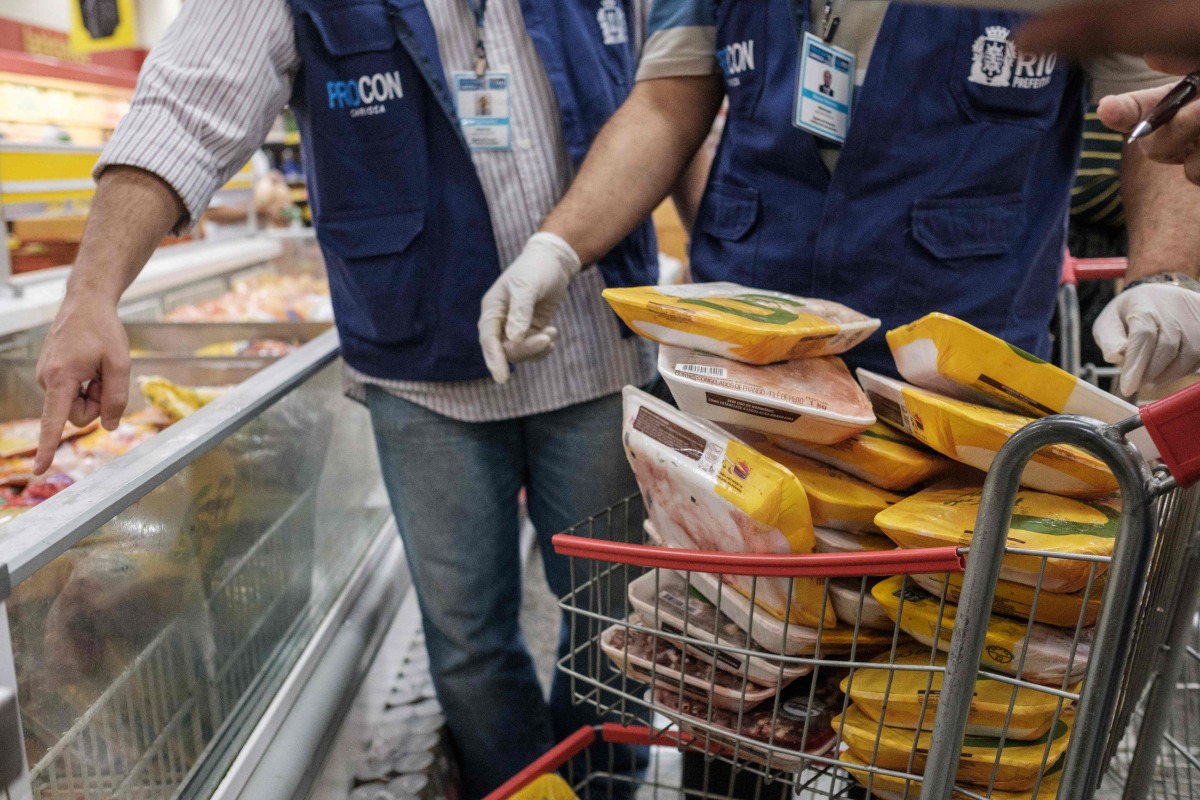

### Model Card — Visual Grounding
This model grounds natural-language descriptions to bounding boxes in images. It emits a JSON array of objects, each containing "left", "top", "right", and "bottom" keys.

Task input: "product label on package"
[
  {"left": 633, "top": 406, "right": 724, "bottom": 478},
  {"left": 676, "top": 363, "right": 728, "bottom": 379},
  {"left": 977, "top": 375, "right": 1056, "bottom": 416},
  {"left": 705, "top": 392, "right": 802, "bottom": 423}
]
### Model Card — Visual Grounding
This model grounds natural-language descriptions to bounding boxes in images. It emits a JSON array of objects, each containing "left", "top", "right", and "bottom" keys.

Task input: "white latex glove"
[
  {"left": 478, "top": 232, "right": 582, "bottom": 384},
  {"left": 1094, "top": 282, "right": 1200, "bottom": 396}
]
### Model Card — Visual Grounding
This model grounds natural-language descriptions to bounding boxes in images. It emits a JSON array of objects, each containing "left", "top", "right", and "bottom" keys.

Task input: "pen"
[{"left": 1128, "top": 71, "right": 1200, "bottom": 144}]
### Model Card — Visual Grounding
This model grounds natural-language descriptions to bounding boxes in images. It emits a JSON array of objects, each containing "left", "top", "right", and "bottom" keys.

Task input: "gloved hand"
[
  {"left": 478, "top": 232, "right": 582, "bottom": 384},
  {"left": 1093, "top": 282, "right": 1200, "bottom": 396}
]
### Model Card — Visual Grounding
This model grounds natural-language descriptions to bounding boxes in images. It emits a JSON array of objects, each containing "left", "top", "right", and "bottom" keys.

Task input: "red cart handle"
[
  {"left": 1061, "top": 254, "right": 1128, "bottom": 286},
  {"left": 484, "top": 725, "right": 695, "bottom": 800},
  {"left": 1141, "top": 381, "right": 1200, "bottom": 488},
  {"left": 551, "top": 534, "right": 964, "bottom": 577}
]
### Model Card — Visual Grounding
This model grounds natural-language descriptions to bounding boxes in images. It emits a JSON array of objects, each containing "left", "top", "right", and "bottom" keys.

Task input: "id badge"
[
  {"left": 453, "top": 71, "right": 512, "bottom": 151},
  {"left": 793, "top": 32, "right": 855, "bottom": 144}
]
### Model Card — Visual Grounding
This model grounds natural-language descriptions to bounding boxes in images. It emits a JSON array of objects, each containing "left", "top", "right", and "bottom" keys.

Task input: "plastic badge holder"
[
  {"left": 657, "top": 346, "right": 875, "bottom": 444},
  {"left": 887, "top": 313, "right": 1158, "bottom": 460},
  {"left": 835, "top": 704, "right": 1074, "bottom": 791},
  {"left": 872, "top": 576, "right": 1092, "bottom": 685},
  {"left": 652, "top": 671, "right": 843, "bottom": 774},
  {"left": 626, "top": 569, "right": 811, "bottom": 685},
  {"left": 857, "top": 369, "right": 1118, "bottom": 497},
  {"left": 813, "top": 526, "right": 895, "bottom": 554},
  {"left": 602, "top": 282, "right": 880, "bottom": 364},
  {"left": 599, "top": 617, "right": 781, "bottom": 711},
  {"left": 842, "top": 645, "right": 1072, "bottom": 740}
]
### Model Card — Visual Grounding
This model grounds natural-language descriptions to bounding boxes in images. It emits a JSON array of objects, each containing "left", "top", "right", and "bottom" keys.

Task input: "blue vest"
[
  {"left": 287, "top": 0, "right": 657, "bottom": 381},
  {"left": 691, "top": 1, "right": 1086, "bottom": 376}
]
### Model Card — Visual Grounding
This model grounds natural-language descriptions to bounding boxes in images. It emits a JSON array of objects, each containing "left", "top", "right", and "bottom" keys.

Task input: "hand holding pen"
[{"left": 1095, "top": 70, "right": 1200, "bottom": 185}]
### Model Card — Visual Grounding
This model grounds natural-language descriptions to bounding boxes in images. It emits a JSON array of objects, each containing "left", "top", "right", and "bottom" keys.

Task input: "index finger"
[{"left": 34, "top": 383, "right": 78, "bottom": 475}]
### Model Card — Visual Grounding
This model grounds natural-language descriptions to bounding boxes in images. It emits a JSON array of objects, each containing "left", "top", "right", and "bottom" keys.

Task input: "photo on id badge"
[
  {"left": 794, "top": 32, "right": 853, "bottom": 144},
  {"left": 454, "top": 72, "right": 512, "bottom": 150}
]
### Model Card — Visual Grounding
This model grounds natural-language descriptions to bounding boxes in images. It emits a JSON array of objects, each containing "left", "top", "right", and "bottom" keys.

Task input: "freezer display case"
[{"left": 0, "top": 240, "right": 398, "bottom": 800}]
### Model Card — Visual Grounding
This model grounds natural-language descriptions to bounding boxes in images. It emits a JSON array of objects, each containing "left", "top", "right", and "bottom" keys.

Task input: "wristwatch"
[{"left": 1122, "top": 271, "right": 1200, "bottom": 294}]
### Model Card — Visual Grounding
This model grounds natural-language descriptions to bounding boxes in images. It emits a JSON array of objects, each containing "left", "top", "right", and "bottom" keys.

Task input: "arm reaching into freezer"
[{"left": 33, "top": 0, "right": 300, "bottom": 474}]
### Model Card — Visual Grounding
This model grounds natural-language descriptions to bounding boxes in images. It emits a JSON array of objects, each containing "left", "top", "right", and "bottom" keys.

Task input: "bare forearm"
[
  {"left": 541, "top": 75, "right": 724, "bottom": 265},
  {"left": 671, "top": 142, "right": 715, "bottom": 234},
  {"left": 67, "top": 166, "right": 186, "bottom": 306},
  {"left": 1123, "top": 144, "right": 1200, "bottom": 279}
]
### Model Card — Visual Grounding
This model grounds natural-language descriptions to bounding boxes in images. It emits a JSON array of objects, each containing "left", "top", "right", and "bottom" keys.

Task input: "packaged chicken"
[
  {"left": 601, "top": 618, "right": 787, "bottom": 711},
  {"left": 888, "top": 313, "right": 1156, "bottom": 459},
  {"left": 654, "top": 670, "right": 843, "bottom": 773},
  {"left": 763, "top": 446, "right": 903, "bottom": 533},
  {"left": 876, "top": 479, "right": 1118, "bottom": 593},
  {"left": 813, "top": 527, "right": 894, "bottom": 554},
  {"left": 835, "top": 703, "right": 1073, "bottom": 791},
  {"left": 658, "top": 346, "right": 874, "bottom": 443},
  {"left": 770, "top": 422, "right": 952, "bottom": 492},
  {"left": 603, "top": 283, "right": 880, "bottom": 364},
  {"left": 911, "top": 571, "right": 1104, "bottom": 629},
  {"left": 626, "top": 569, "right": 811, "bottom": 685},
  {"left": 838, "top": 746, "right": 1064, "bottom": 799},
  {"left": 872, "top": 576, "right": 1091, "bottom": 684},
  {"left": 624, "top": 387, "right": 832, "bottom": 627},
  {"left": 193, "top": 339, "right": 299, "bottom": 358},
  {"left": 70, "top": 420, "right": 160, "bottom": 460},
  {"left": 511, "top": 774, "right": 578, "bottom": 800},
  {"left": 857, "top": 370, "right": 1117, "bottom": 497},
  {"left": 843, "top": 645, "right": 1072, "bottom": 740},
  {"left": 139, "top": 377, "right": 230, "bottom": 423},
  {"left": 827, "top": 578, "right": 895, "bottom": 631},
  {"left": 685, "top": 544, "right": 895, "bottom": 655},
  {"left": 0, "top": 418, "right": 98, "bottom": 459}
]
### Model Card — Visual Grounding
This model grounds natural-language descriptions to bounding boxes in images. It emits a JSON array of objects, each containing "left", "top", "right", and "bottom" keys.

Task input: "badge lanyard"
[
  {"left": 819, "top": 0, "right": 840, "bottom": 43},
  {"left": 464, "top": 0, "right": 489, "bottom": 77}
]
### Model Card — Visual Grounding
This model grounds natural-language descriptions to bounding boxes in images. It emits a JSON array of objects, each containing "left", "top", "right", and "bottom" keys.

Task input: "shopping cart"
[
  {"left": 531, "top": 382, "right": 1200, "bottom": 799},
  {"left": 1057, "top": 253, "right": 1127, "bottom": 387}
]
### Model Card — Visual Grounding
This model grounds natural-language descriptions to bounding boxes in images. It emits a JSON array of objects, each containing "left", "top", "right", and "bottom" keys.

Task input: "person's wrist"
[
  {"left": 530, "top": 230, "right": 582, "bottom": 277},
  {"left": 1123, "top": 271, "right": 1200, "bottom": 294}
]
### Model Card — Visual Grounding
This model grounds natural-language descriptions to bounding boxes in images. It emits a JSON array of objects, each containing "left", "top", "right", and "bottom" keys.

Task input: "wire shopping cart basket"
[
  {"left": 1057, "top": 254, "right": 1127, "bottom": 387},
  {"left": 539, "top": 382, "right": 1200, "bottom": 799}
]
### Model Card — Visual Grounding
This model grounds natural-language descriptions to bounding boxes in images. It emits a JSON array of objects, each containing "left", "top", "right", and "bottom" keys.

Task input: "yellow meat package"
[
  {"left": 511, "top": 774, "right": 579, "bottom": 800},
  {"left": 857, "top": 370, "right": 1117, "bottom": 497},
  {"left": 835, "top": 704, "right": 1073, "bottom": 792},
  {"left": 139, "top": 376, "right": 229, "bottom": 423},
  {"left": 770, "top": 422, "right": 952, "bottom": 492},
  {"left": 761, "top": 445, "right": 903, "bottom": 533},
  {"left": 838, "top": 748, "right": 1063, "bottom": 800},
  {"left": 842, "top": 646, "right": 1072, "bottom": 740},
  {"left": 888, "top": 313, "right": 1156, "bottom": 459},
  {"left": 622, "top": 387, "right": 834, "bottom": 627},
  {"left": 872, "top": 576, "right": 1090, "bottom": 685},
  {"left": 911, "top": 571, "right": 1103, "bottom": 629},
  {"left": 603, "top": 282, "right": 880, "bottom": 364},
  {"left": 876, "top": 479, "right": 1119, "bottom": 594}
]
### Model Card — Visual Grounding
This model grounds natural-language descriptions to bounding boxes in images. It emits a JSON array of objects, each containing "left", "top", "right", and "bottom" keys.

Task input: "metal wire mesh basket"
[{"left": 543, "top": 382, "right": 1200, "bottom": 800}]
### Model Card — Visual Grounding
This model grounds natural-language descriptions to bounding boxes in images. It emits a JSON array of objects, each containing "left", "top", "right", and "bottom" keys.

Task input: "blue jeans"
[{"left": 365, "top": 386, "right": 645, "bottom": 799}]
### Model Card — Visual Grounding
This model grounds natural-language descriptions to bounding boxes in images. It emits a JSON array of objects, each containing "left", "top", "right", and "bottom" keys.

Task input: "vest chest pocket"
[
  {"left": 318, "top": 210, "right": 430, "bottom": 346},
  {"left": 949, "top": 14, "right": 1069, "bottom": 130},
  {"left": 300, "top": 3, "right": 417, "bottom": 152}
]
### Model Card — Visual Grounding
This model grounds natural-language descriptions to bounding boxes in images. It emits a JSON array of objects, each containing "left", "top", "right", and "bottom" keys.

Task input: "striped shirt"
[
  {"left": 1071, "top": 108, "right": 1126, "bottom": 229},
  {"left": 97, "top": 0, "right": 657, "bottom": 423}
]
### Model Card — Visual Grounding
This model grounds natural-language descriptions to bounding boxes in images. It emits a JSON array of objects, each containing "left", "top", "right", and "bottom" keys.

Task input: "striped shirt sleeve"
[
  {"left": 96, "top": 0, "right": 301, "bottom": 231},
  {"left": 1070, "top": 108, "right": 1125, "bottom": 228},
  {"left": 636, "top": 0, "right": 720, "bottom": 81}
]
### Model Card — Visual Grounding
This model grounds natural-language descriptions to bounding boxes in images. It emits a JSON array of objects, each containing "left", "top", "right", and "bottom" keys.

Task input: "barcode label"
[
  {"left": 697, "top": 441, "right": 724, "bottom": 478},
  {"left": 676, "top": 363, "right": 728, "bottom": 379}
]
